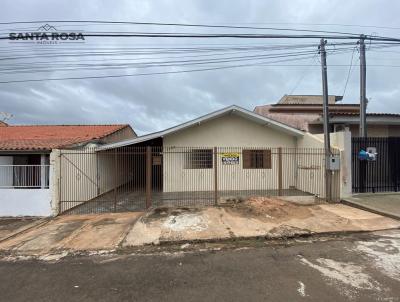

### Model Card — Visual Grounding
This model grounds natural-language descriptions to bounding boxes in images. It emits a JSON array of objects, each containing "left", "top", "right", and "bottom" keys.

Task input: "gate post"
[
  {"left": 113, "top": 149, "right": 117, "bottom": 212},
  {"left": 50, "top": 149, "right": 61, "bottom": 216},
  {"left": 214, "top": 147, "right": 218, "bottom": 205},
  {"left": 146, "top": 146, "right": 152, "bottom": 209},
  {"left": 278, "top": 147, "right": 283, "bottom": 196}
]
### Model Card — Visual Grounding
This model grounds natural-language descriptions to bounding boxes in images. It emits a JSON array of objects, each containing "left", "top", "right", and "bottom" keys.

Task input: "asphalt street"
[{"left": 1, "top": 230, "right": 400, "bottom": 302}]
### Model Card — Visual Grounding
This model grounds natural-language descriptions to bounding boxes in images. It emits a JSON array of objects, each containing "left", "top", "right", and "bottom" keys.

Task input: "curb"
[
  {"left": 122, "top": 227, "right": 400, "bottom": 250},
  {"left": 341, "top": 199, "right": 400, "bottom": 221}
]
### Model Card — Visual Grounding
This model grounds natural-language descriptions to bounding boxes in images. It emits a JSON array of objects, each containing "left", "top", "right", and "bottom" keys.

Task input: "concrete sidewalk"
[
  {"left": 1, "top": 197, "right": 400, "bottom": 257},
  {"left": 343, "top": 193, "right": 400, "bottom": 220},
  {"left": 123, "top": 199, "right": 400, "bottom": 247}
]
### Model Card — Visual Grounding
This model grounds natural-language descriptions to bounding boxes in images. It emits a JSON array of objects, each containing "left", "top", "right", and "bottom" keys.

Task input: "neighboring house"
[
  {"left": 254, "top": 94, "right": 400, "bottom": 137},
  {"left": 0, "top": 124, "right": 136, "bottom": 216}
]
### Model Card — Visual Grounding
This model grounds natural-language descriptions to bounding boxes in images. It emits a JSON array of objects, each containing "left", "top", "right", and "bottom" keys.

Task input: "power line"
[
  {"left": 288, "top": 53, "right": 318, "bottom": 94},
  {"left": 0, "top": 20, "right": 363, "bottom": 36},
  {"left": 3, "top": 61, "right": 399, "bottom": 85},
  {"left": 0, "top": 48, "right": 356, "bottom": 74},
  {"left": 341, "top": 46, "right": 357, "bottom": 98}
]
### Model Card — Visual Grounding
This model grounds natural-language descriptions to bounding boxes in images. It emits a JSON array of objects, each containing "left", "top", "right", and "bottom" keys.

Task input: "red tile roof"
[{"left": 0, "top": 124, "right": 130, "bottom": 151}]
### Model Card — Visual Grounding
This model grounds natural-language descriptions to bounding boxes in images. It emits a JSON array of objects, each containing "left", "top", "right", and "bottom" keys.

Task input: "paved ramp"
[{"left": 343, "top": 193, "right": 400, "bottom": 220}]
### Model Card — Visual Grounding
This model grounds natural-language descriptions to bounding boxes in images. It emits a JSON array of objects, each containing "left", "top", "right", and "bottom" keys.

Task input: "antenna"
[{"left": 0, "top": 112, "right": 13, "bottom": 122}]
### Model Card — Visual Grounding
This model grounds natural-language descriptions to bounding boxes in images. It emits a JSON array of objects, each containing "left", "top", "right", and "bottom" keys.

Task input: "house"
[
  {"left": 0, "top": 124, "right": 136, "bottom": 216},
  {"left": 254, "top": 95, "right": 400, "bottom": 137},
  {"left": 53, "top": 105, "right": 347, "bottom": 215}
]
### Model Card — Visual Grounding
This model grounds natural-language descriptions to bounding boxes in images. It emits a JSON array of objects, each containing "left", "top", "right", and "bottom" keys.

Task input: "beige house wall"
[
  {"left": 164, "top": 114, "right": 297, "bottom": 147},
  {"left": 163, "top": 114, "right": 297, "bottom": 193}
]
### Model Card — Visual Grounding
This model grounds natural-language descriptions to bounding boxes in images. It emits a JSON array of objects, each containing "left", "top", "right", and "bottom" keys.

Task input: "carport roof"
[{"left": 99, "top": 105, "right": 304, "bottom": 150}]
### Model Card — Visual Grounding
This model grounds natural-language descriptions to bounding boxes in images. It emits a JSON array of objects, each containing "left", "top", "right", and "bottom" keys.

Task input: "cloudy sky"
[{"left": 0, "top": 0, "right": 399, "bottom": 135}]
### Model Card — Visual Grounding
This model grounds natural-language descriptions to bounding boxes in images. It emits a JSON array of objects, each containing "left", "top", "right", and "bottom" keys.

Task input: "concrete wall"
[
  {"left": 0, "top": 189, "right": 51, "bottom": 216},
  {"left": 348, "top": 125, "right": 390, "bottom": 137},
  {"left": 0, "top": 155, "right": 52, "bottom": 217},
  {"left": 313, "top": 130, "right": 352, "bottom": 199},
  {"left": 163, "top": 114, "right": 297, "bottom": 192}
]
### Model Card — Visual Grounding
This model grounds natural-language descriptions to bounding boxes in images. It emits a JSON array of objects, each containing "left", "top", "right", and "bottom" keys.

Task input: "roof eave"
[{"left": 99, "top": 105, "right": 304, "bottom": 150}]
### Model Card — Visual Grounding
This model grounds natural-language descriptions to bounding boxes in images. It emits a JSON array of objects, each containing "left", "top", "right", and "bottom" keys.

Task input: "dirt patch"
[
  {"left": 145, "top": 207, "right": 201, "bottom": 221},
  {"left": 91, "top": 218, "right": 118, "bottom": 227},
  {"left": 0, "top": 218, "right": 40, "bottom": 240},
  {"left": 0, "top": 218, "right": 38, "bottom": 228},
  {"left": 224, "top": 197, "right": 313, "bottom": 221},
  {"left": 268, "top": 225, "right": 312, "bottom": 238}
]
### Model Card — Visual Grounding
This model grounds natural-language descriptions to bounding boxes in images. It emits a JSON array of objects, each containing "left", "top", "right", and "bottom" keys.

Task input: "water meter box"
[{"left": 328, "top": 155, "right": 340, "bottom": 170}]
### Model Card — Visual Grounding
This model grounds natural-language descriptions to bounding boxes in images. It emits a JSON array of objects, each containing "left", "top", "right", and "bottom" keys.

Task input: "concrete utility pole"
[
  {"left": 319, "top": 38, "right": 332, "bottom": 201},
  {"left": 359, "top": 35, "right": 367, "bottom": 137}
]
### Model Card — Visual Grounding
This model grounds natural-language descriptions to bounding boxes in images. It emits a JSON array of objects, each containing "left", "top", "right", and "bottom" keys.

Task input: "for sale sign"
[{"left": 221, "top": 152, "right": 240, "bottom": 165}]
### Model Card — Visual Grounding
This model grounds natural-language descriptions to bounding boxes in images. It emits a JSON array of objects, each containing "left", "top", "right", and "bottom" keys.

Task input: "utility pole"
[
  {"left": 319, "top": 38, "right": 332, "bottom": 201},
  {"left": 359, "top": 35, "right": 367, "bottom": 193},
  {"left": 359, "top": 35, "right": 367, "bottom": 137}
]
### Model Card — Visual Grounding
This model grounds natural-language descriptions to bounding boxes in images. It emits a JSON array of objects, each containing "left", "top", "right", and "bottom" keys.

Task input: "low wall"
[{"left": 0, "top": 189, "right": 51, "bottom": 216}]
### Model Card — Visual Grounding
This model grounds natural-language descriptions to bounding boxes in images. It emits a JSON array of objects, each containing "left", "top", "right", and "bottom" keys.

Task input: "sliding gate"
[{"left": 352, "top": 137, "right": 400, "bottom": 193}]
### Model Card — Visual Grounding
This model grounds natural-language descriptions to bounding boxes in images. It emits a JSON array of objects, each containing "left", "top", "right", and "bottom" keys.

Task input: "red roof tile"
[{"left": 0, "top": 124, "right": 129, "bottom": 151}]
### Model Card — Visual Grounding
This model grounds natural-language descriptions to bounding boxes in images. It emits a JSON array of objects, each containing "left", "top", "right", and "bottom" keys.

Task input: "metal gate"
[
  {"left": 59, "top": 146, "right": 340, "bottom": 215},
  {"left": 59, "top": 148, "right": 152, "bottom": 214},
  {"left": 352, "top": 137, "right": 400, "bottom": 193}
]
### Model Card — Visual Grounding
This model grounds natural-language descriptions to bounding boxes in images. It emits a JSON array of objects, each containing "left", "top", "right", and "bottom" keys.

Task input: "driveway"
[
  {"left": 343, "top": 193, "right": 400, "bottom": 220},
  {"left": 0, "top": 212, "right": 143, "bottom": 255},
  {"left": 1, "top": 229, "right": 400, "bottom": 301}
]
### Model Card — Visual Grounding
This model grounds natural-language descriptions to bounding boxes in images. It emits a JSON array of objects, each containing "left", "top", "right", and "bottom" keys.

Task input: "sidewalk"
[
  {"left": 1, "top": 197, "right": 399, "bottom": 258},
  {"left": 123, "top": 198, "right": 400, "bottom": 247},
  {"left": 343, "top": 193, "right": 400, "bottom": 220}
]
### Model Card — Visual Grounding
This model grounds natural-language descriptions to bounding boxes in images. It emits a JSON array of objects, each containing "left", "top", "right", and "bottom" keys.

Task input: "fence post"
[
  {"left": 50, "top": 149, "right": 61, "bottom": 216},
  {"left": 146, "top": 146, "right": 152, "bottom": 209},
  {"left": 214, "top": 147, "right": 218, "bottom": 205},
  {"left": 278, "top": 147, "right": 283, "bottom": 196},
  {"left": 113, "top": 149, "right": 117, "bottom": 212}
]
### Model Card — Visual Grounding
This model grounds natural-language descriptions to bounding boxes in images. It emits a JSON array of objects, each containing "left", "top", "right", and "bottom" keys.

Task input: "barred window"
[
  {"left": 185, "top": 149, "right": 213, "bottom": 169},
  {"left": 243, "top": 149, "right": 272, "bottom": 169}
]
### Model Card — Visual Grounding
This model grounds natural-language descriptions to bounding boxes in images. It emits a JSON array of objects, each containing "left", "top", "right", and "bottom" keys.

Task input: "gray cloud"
[{"left": 0, "top": 0, "right": 399, "bottom": 135}]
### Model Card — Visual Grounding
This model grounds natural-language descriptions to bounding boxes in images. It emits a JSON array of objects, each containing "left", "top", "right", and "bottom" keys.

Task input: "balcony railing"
[{"left": 0, "top": 165, "right": 50, "bottom": 189}]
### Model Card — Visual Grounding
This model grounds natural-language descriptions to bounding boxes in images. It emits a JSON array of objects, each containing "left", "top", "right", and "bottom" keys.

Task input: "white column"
[
  {"left": 50, "top": 149, "right": 61, "bottom": 216},
  {"left": 40, "top": 154, "right": 47, "bottom": 189},
  {"left": 330, "top": 129, "right": 352, "bottom": 199}
]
